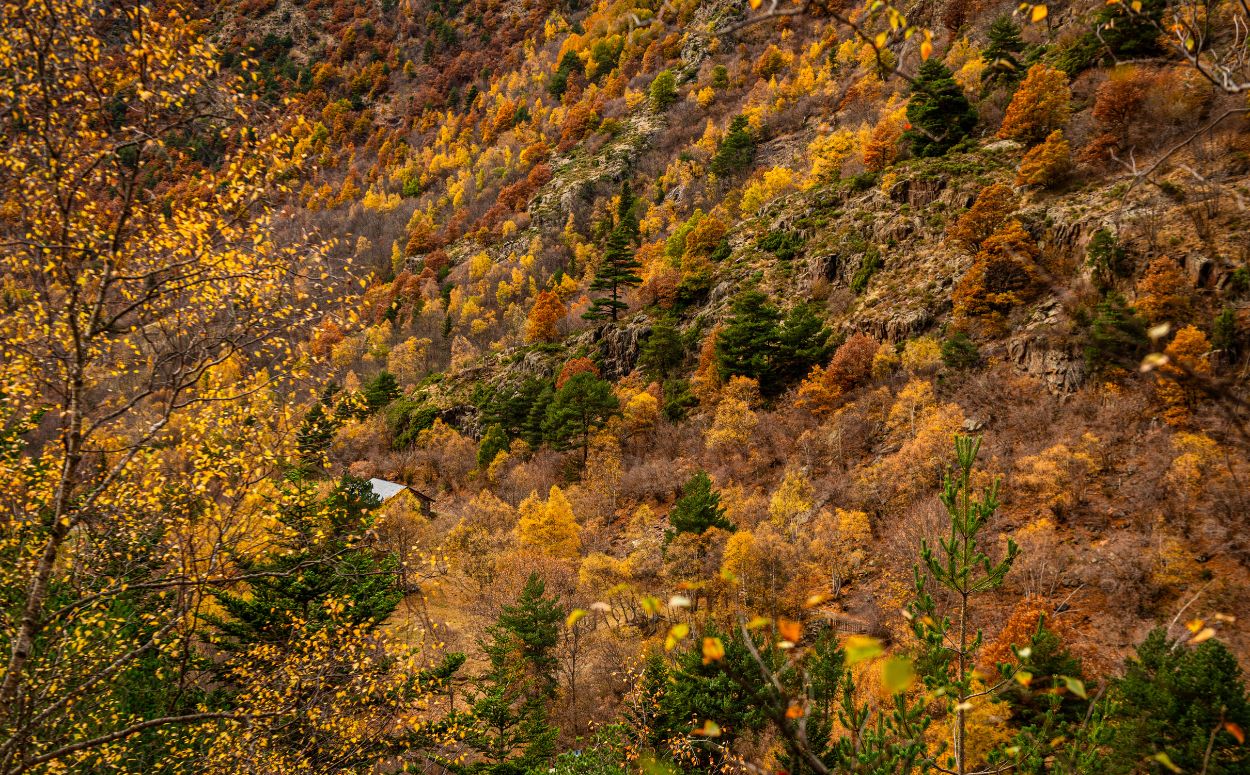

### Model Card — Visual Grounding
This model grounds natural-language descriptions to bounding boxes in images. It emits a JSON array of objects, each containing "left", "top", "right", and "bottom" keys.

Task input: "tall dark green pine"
[
  {"left": 206, "top": 475, "right": 402, "bottom": 647},
  {"left": 666, "top": 471, "right": 734, "bottom": 541},
  {"left": 710, "top": 115, "right": 756, "bottom": 177},
  {"left": 1094, "top": 0, "right": 1166, "bottom": 58},
  {"left": 638, "top": 316, "right": 686, "bottom": 380},
  {"left": 904, "top": 59, "right": 978, "bottom": 158},
  {"left": 981, "top": 16, "right": 1025, "bottom": 90},
  {"left": 543, "top": 371, "right": 619, "bottom": 468},
  {"left": 295, "top": 400, "right": 337, "bottom": 471},
  {"left": 205, "top": 474, "right": 466, "bottom": 767},
  {"left": 1101, "top": 628, "right": 1250, "bottom": 774},
  {"left": 775, "top": 303, "right": 833, "bottom": 386},
  {"left": 715, "top": 290, "right": 831, "bottom": 396},
  {"left": 363, "top": 370, "right": 401, "bottom": 413},
  {"left": 461, "top": 573, "right": 562, "bottom": 773},
  {"left": 716, "top": 289, "right": 784, "bottom": 389},
  {"left": 584, "top": 183, "right": 642, "bottom": 322}
]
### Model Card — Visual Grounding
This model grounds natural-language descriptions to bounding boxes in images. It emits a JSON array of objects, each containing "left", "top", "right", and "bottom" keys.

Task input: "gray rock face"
[
  {"left": 574, "top": 321, "right": 652, "bottom": 380},
  {"left": 1006, "top": 335, "right": 1085, "bottom": 394},
  {"left": 854, "top": 308, "right": 935, "bottom": 343}
]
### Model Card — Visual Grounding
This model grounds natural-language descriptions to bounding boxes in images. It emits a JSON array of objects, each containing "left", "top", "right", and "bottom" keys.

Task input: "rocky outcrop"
[
  {"left": 574, "top": 320, "right": 651, "bottom": 380},
  {"left": 1006, "top": 335, "right": 1085, "bottom": 394},
  {"left": 852, "top": 307, "right": 935, "bottom": 343}
]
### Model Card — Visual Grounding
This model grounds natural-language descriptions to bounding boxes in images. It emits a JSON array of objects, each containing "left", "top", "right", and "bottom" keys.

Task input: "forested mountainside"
[{"left": 2, "top": 0, "right": 1250, "bottom": 772}]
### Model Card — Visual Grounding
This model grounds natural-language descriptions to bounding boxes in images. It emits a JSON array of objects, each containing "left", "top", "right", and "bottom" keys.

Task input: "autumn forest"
[{"left": 1, "top": 0, "right": 1249, "bottom": 772}]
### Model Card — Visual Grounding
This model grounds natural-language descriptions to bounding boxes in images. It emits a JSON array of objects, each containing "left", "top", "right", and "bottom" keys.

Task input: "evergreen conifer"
[{"left": 904, "top": 59, "right": 978, "bottom": 157}]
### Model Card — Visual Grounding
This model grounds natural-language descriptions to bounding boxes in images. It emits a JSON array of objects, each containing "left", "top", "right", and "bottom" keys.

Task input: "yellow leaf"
[
  {"left": 669, "top": 595, "right": 691, "bottom": 609},
  {"left": 1189, "top": 627, "right": 1216, "bottom": 644},
  {"left": 665, "top": 622, "right": 690, "bottom": 651},
  {"left": 882, "top": 656, "right": 915, "bottom": 693},
  {"left": 1031, "top": 3, "right": 1048, "bottom": 21},
  {"left": 702, "top": 637, "right": 725, "bottom": 665},
  {"left": 1224, "top": 721, "right": 1245, "bottom": 745},
  {"left": 693, "top": 719, "right": 721, "bottom": 737},
  {"left": 746, "top": 616, "right": 772, "bottom": 630},
  {"left": 1061, "top": 675, "right": 1088, "bottom": 699},
  {"left": 566, "top": 609, "right": 587, "bottom": 628},
  {"left": 1130, "top": 0, "right": 1142, "bottom": 10},
  {"left": 785, "top": 703, "right": 805, "bottom": 719},
  {"left": 874, "top": 32, "right": 888, "bottom": 49},
  {"left": 1151, "top": 752, "right": 1182, "bottom": 773},
  {"left": 804, "top": 592, "right": 830, "bottom": 608},
  {"left": 749, "top": 0, "right": 763, "bottom": 8},
  {"left": 845, "top": 635, "right": 884, "bottom": 665},
  {"left": 956, "top": 700, "right": 975, "bottom": 711},
  {"left": 920, "top": 40, "right": 934, "bottom": 60},
  {"left": 640, "top": 595, "right": 661, "bottom": 616},
  {"left": 1185, "top": 618, "right": 1204, "bottom": 633},
  {"left": 778, "top": 617, "right": 802, "bottom": 643},
  {"left": 1014, "top": 670, "right": 1034, "bottom": 686}
]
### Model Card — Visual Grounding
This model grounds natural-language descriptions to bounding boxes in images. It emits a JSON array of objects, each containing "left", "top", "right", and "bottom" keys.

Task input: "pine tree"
[
  {"left": 462, "top": 573, "right": 563, "bottom": 772},
  {"left": 666, "top": 471, "right": 734, "bottom": 541},
  {"left": 638, "top": 316, "right": 686, "bottom": 380},
  {"left": 775, "top": 303, "right": 833, "bottom": 386},
  {"left": 909, "top": 435, "right": 1019, "bottom": 775},
  {"left": 543, "top": 371, "right": 620, "bottom": 467},
  {"left": 1083, "top": 291, "right": 1149, "bottom": 372},
  {"left": 981, "top": 16, "right": 1025, "bottom": 90},
  {"left": 478, "top": 423, "right": 509, "bottom": 469},
  {"left": 1103, "top": 628, "right": 1250, "bottom": 774},
  {"left": 1094, "top": 0, "right": 1167, "bottom": 58},
  {"left": 584, "top": 183, "right": 642, "bottom": 322},
  {"left": 295, "top": 399, "right": 338, "bottom": 471},
  {"left": 206, "top": 476, "right": 401, "bottom": 647},
  {"left": 711, "top": 115, "right": 756, "bottom": 177},
  {"left": 363, "top": 369, "right": 401, "bottom": 412},
  {"left": 904, "top": 59, "right": 978, "bottom": 157},
  {"left": 716, "top": 290, "right": 831, "bottom": 396},
  {"left": 649, "top": 69, "right": 678, "bottom": 110}
]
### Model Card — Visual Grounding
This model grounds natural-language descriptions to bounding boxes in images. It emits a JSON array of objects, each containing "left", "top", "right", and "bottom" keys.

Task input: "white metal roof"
[{"left": 367, "top": 478, "right": 408, "bottom": 501}]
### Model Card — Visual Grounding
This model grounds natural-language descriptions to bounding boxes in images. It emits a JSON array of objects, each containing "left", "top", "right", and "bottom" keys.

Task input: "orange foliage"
[
  {"left": 997, "top": 64, "right": 1071, "bottom": 145},
  {"left": 525, "top": 289, "right": 567, "bottom": 343},
  {"left": 1016, "top": 130, "right": 1071, "bottom": 187},
  {"left": 863, "top": 106, "right": 907, "bottom": 172},
  {"left": 1135, "top": 256, "right": 1191, "bottom": 323},
  {"left": 690, "top": 327, "right": 722, "bottom": 405},
  {"left": 946, "top": 183, "right": 1018, "bottom": 253},
  {"left": 797, "top": 333, "right": 880, "bottom": 416},
  {"left": 952, "top": 220, "right": 1042, "bottom": 333},
  {"left": 556, "top": 357, "right": 601, "bottom": 389},
  {"left": 557, "top": 101, "right": 599, "bottom": 152}
]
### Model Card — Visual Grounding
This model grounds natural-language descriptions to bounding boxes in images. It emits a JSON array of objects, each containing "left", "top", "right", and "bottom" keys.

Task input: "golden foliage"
[
  {"left": 946, "top": 183, "right": 1019, "bottom": 253},
  {"left": 1016, "top": 130, "right": 1071, "bottom": 187},
  {"left": 1135, "top": 256, "right": 1192, "bottom": 324},
  {"left": 517, "top": 485, "right": 582, "bottom": 559},
  {"left": 901, "top": 336, "right": 943, "bottom": 375},
  {"left": 1156, "top": 325, "right": 1211, "bottom": 426},
  {"left": 952, "top": 220, "right": 1042, "bottom": 333},
  {"left": 768, "top": 467, "right": 816, "bottom": 532},
  {"left": 997, "top": 64, "right": 1072, "bottom": 145}
]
